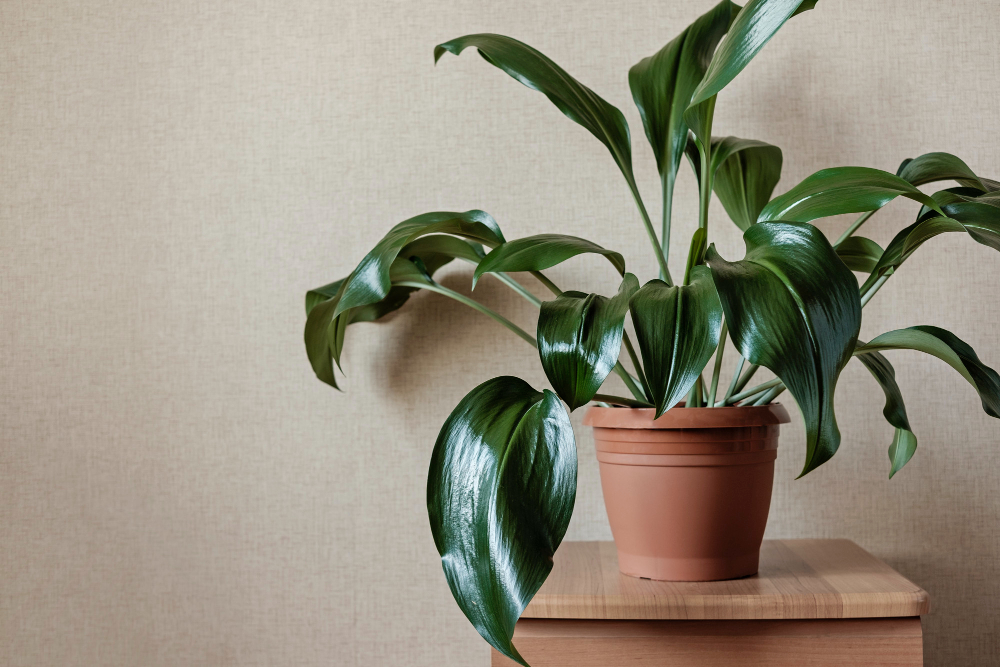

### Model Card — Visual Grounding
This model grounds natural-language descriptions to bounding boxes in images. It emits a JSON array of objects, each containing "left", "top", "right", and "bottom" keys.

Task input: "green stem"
[
  {"left": 494, "top": 272, "right": 541, "bottom": 306},
  {"left": 622, "top": 333, "right": 651, "bottom": 401},
  {"left": 733, "top": 363, "right": 760, "bottom": 395},
  {"left": 697, "top": 146, "right": 714, "bottom": 234},
  {"left": 706, "top": 322, "right": 728, "bottom": 407},
  {"left": 531, "top": 270, "right": 562, "bottom": 297},
  {"left": 686, "top": 374, "right": 705, "bottom": 408},
  {"left": 397, "top": 281, "right": 537, "bottom": 347},
  {"left": 753, "top": 384, "right": 786, "bottom": 406},
  {"left": 835, "top": 210, "right": 877, "bottom": 246},
  {"left": 592, "top": 393, "right": 653, "bottom": 408},
  {"left": 661, "top": 175, "right": 675, "bottom": 275},
  {"left": 724, "top": 377, "right": 782, "bottom": 405},
  {"left": 722, "top": 355, "right": 745, "bottom": 405},
  {"left": 860, "top": 274, "right": 890, "bottom": 308},
  {"left": 628, "top": 177, "right": 673, "bottom": 286},
  {"left": 613, "top": 363, "right": 648, "bottom": 403}
]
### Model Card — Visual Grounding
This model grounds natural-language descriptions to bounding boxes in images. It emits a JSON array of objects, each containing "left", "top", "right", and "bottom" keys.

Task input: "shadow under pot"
[{"left": 584, "top": 403, "right": 791, "bottom": 582}]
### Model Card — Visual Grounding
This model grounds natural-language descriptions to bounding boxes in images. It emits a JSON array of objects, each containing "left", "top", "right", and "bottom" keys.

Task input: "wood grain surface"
[{"left": 522, "top": 540, "right": 930, "bottom": 620}]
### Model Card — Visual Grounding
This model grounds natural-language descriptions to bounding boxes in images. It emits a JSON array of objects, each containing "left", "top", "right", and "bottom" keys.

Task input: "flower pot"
[{"left": 583, "top": 403, "right": 791, "bottom": 581}]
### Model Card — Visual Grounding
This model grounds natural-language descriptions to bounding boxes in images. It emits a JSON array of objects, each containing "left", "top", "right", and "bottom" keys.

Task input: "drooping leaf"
[
  {"left": 537, "top": 274, "right": 640, "bottom": 410},
  {"left": 855, "top": 326, "right": 1000, "bottom": 418},
  {"left": 628, "top": 0, "right": 735, "bottom": 182},
  {"left": 835, "top": 236, "right": 883, "bottom": 273},
  {"left": 896, "top": 151, "right": 988, "bottom": 192},
  {"left": 435, "top": 34, "right": 636, "bottom": 185},
  {"left": 706, "top": 221, "right": 862, "bottom": 475},
  {"left": 474, "top": 234, "right": 625, "bottom": 287},
  {"left": 861, "top": 200, "right": 1000, "bottom": 293},
  {"left": 333, "top": 210, "right": 504, "bottom": 318},
  {"left": 629, "top": 265, "right": 723, "bottom": 417},
  {"left": 428, "top": 376, "right": 576, "bottom": 666},
  {"left": 709, "top": 136, "right": 783, "bottom": 230},
  {"left": 854, "top": 349, "right": 917, "bottom": 478},
  {"left": 689, "top": 0, "right": 819, "bottom": 109},
  {"left": 758, "top": 166, "right": 943, "bottom": 223}
]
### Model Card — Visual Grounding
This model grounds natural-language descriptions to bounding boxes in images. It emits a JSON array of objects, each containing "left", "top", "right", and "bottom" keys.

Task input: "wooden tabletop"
[{"left": 523, "top": 540, "right": 929, "bottom": 621}]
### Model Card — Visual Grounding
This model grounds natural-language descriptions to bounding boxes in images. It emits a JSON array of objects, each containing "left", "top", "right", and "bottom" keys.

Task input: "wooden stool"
[{"left": 492, "top": 540, "right": 929, "bottom": 666}]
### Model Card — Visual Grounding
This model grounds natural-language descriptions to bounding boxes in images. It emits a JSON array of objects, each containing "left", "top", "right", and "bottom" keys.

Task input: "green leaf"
[
  {"left": 428, "top": 377, "right": 576, "bottom": 666},
  {"left": 435, "top": 34, "right": 635, "bottom": 184},
  {"left": 537, "top": 274, "right": 640, "bottom": 410},
  {"left": 474, "top": 234, "right": 625, "bottom": 287},
  {"left": 758, "top": 166, "right": 943, "bottom": 223},
  {"left": 835, "top": 236, "right": 883, "bottom": 273},
  {"left": 861, "top": 201, "right": 1000, "bottom": 293},
  {"left": 706, "top": 222, "right": 862, "bottom": 475},
  {"left": 854, "top": 349, "right": 917, "bottom": 478},
  {"left": 709, "top": 136, "right": 783, "bottom": 230},
  {"left": 629, "top": 265, "right": 723, "bottom": 418},
  {"left": 855, "top": 326, "right": 1000, "bottom": 418},
  {"left": 628, "top": 0, "right": 736, "bottom": 182},
  {"left": 689, "top": 0, "right": 818, "bottom": 109},
  {"left": 333, "top": 210, "right": 504, "bottom": 318},
  {"left": 896, "top": 151, "right": 987, "bottom": 192}
]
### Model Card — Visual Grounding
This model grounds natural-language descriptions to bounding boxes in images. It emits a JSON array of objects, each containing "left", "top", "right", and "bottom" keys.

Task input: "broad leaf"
[
  {"left": 854, "top": 349, "right": 917, "bottom": 478},
  {"left": 855, "top": 326, "right": 1000, "bottom": 418},
  {"left": 689, "top": 0, "right": 818, "bottom": 109},
  {"left": 861, "top": 201, "right": 1000, "bottom": 293},
  {"left": 835, "top": 236, "right": 883, "bottom": 273},
  {"left": 629, "top": 265, "right": 723, "bottom": 418},
  {"left": 896, "top": 151, "right": 987, "bottom": 192},
  {"left": 435, "top": 34, "right": 636, "bottom": 185},
  {"left": 537, "top": 274, "right": 640, "bottom": 410},
  {"left": 710, "top": 136, "right": 783, "bottom": 230},
  {"left": 333, "top": 210, "right": 504, "bottom": 318},
  {"left": 758, "top": 166, "right": 943, "bottom": 223},
  {"left": 629, "top": 0, "right": 735, "bottom": 186},
  {"left": 706, "top": 221, "right": 861, "bottom": 475},
  {"left": 474, "top": 234, "right": 625, "bottom": 287},
  {"left": 428, "top": 376, "right": 576, "bottom": 666}
]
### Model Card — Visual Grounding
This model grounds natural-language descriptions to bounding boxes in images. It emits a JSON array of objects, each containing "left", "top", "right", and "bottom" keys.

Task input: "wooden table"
[{"left": 492, "top": 540, "right": 929, "bottom": 666}]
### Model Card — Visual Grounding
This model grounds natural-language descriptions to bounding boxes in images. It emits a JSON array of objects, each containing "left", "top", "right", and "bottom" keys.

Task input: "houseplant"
[{"left": 304, "top": 0, "right": 1000, "bottom": 663}]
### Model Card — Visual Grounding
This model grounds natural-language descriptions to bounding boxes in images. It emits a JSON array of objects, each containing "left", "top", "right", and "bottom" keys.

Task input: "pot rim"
[{"left": 583, "top": 403, "right": 791, "bottom": 429}]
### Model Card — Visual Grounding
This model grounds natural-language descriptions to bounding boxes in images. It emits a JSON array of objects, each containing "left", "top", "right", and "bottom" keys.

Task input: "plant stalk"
[
  {"left": 706, "top": 322, "right": 728, "bottom": 407},
  {"left": 722, "top": 355, "right": 746, "bottom": 404},
  {"left": 835, "top": 210, "right": 877, "bottom": 246},
  {"left": 627, "top": 176, "right": 673, "bottom": 286},
  {"left": 622, "top": 333, "right": 651, "bottom": 401},
  {"left": 593, "top": 393, "right": 653, "bottom": 408},
  {"left": 860, "top": 274, "right": 890, "bottom": 307},
  {"left": 398, "top": 281, "right": 537, "bottom": 347},
  {"left": 753, "top": 384, "right": 786, "bottom": 406},
  {"left": 732, "top": 363, "right": 760, "bottom": 395},
  {"left": 661, "top": 174, "right": 675, "bottom": 272},
  {"left": 724, "top": 377, "right": 782, "bottom": 405},
  {"left": 531, "top": 270, "right": 562, "bottom": 297}
]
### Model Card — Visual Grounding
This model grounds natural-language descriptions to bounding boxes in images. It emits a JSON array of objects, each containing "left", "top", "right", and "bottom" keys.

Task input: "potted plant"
[{"left": 304, "top": 0, "right": 1000, "bottom": 663}]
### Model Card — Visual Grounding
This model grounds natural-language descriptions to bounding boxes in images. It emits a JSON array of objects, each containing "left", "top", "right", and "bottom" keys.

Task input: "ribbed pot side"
[{"left": 583, "top": 404, "right": 792, "bottom": 582}]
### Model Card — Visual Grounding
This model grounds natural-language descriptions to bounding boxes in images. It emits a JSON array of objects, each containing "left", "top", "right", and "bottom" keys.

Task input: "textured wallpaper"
[{"left": 2, "top": 0, "right": 998, "bottom": 665}]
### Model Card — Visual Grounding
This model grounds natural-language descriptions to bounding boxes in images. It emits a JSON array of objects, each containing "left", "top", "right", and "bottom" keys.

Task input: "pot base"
[{"left": 617, "top": 549, "right": 760, "bottom": 582}]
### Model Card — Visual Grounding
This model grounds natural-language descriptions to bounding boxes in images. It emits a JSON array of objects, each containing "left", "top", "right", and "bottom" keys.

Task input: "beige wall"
[{"left": 2, "top": 1, "right": 998, "bottom": 664}]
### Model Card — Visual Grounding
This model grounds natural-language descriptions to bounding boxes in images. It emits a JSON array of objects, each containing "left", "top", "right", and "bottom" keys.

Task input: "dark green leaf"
[
  {"left": 710, "top": 136, "right": 783, "bottom": 230},
  {"left": 629, "top": 265, "right": 723, "bottom": 418},
  {"left": 855, "top": 326, "right": 1000, "bottom": 418},
  {"left": 689, "top": 0, "right": 818, "bottom": 109},
  {"left": 435, "top": 34, "right": 635, "bottom": 184},
  {"left": 706, "top": 222, "right": 862, "bottom": 475},
  {"left": 854, "top": 349, "right": 917, "bottom": 478},
  {"left": 333, "top": 210, "right": 504, "bottom": 318},
  {"left": 629, "top": 0, "right": 735, "bottom": 179},
  {"left": 861, "top": 201, "right": 1000, "bottom": 293},
  {"left": 835, "top": 236, "right": 883, "bottom": 273},
  {"left": 537, "top": 274, "right": 640, "bottom": 410},
  {"left": 896, "top": 151, "right": 987, "bottom": 192},
  {"left": 758, "top": 166, "right": 943, "bottom": 223},
  {"left": 428, "top": 376, "right": 576, "bottom": 666},
  {"left": 474, "top": 234, "right": 625, "bottom": 287}
]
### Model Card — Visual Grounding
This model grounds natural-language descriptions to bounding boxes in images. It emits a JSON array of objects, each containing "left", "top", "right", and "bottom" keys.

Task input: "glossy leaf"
[
  {"left": 629, "top": 0, "right": 735, "bottom": 180},
  {"left": 428, "top": 376, "right": 576, "bottom": 666},
  {"left": 758, "top": 166, "right": 943, "bottom": 223},
  {"left": 333, "top": 210, "right": 504, "bottom": 318},
  {"left": 861, "top": 201, "right": 1000, "bottom": 293},
  {"left": 856, "top": 326, "right": 1000, "bottom": 418},
  {"left": 435, "top": 34, "right": 635, "bottom": 184},
  {"left": 689, "top": 0, "right": 818, "bottom": 109},
  {"left": 896, "top": 151, "right": 987, "bottom": 192},
  {"left": 706, "top": 222, "right": 861, "bottom": 475},
  {"left": 629, "top": 265, "right": 723, "bottom": 417},
  {"left": 474, "top": 234, "right": 625, "bottom": 287},
  {"left": 854, "top": 349, "right": 917, "bottom": 478},
  {"left": 835, "top": 236, "right": 883, "bottom": 273},
  {"left": 710, "top": 136, "right": 783, "bottom": 230},
  {"left": 537, "top": 275, "right": 639, "bottom": 410}
]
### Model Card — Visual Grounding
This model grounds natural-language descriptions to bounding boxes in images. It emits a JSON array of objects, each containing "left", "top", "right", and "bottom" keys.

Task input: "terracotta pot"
[{"left": 583, "top": 404, "right": 791, "bottom": 582}]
